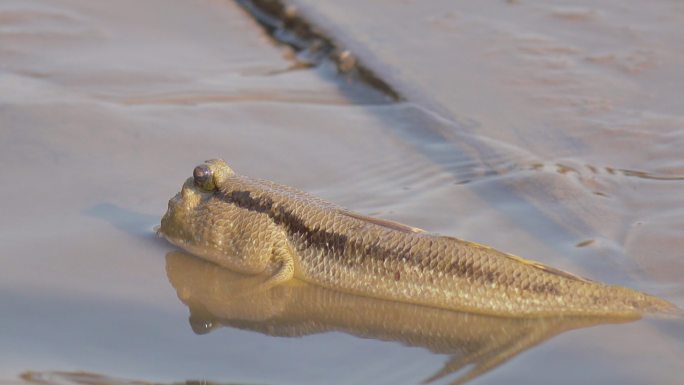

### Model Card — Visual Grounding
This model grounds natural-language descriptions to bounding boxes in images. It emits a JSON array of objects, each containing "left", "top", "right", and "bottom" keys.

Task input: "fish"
[{"left": 159, "top": 159, "right": 676, "bottom": 317}]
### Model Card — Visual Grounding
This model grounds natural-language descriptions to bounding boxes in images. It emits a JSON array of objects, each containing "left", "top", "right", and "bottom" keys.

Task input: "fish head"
[{"left": 158, "top": 159, "right": 234, "bottom": 246}]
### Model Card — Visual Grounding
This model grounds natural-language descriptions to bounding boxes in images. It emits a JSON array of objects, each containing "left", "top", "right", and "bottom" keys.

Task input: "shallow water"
[{"left": 1, "top": 1, "right": 683, "bottom": 385}]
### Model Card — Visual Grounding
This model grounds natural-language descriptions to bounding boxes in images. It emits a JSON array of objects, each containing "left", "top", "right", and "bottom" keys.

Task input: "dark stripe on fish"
[{"left": 219, "top": 189, "right": 560, "bottom": 294}]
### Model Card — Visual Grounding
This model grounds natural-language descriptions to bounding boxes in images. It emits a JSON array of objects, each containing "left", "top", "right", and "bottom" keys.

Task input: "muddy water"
[{"left": 1, "top": 1, "right": 682, "bottom": 385}]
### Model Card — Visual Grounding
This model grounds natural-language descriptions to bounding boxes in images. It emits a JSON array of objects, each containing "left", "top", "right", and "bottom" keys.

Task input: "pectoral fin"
[{"left": 263, "top": 242, "right": 295, "bottom": 288}]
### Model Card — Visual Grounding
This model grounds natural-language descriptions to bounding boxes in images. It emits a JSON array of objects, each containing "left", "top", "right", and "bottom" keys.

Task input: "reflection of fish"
[
  {"left": 159, "top": 160, "right": 676, "bottom": 317},
  {"left": 166, "top": 251, "right": 634, "bottom": 385}
]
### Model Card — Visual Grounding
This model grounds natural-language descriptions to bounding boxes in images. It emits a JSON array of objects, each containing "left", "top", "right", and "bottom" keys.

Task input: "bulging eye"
[{"left": 193, "top": 164, "right": 215, "bottom": 191}]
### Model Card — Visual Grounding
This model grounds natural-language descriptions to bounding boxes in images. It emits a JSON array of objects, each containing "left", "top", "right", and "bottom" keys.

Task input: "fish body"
[{"left": 159, "top": 159, "right": 675, "bottom": 317}]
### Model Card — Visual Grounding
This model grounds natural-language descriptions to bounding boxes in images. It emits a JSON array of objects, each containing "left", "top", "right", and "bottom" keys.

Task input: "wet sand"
[{"left": 1, "top": 1, "right": 683, "bottom": 385}]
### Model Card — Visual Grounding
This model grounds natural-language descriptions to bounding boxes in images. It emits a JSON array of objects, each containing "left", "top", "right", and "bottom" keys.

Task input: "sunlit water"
[{"left": 1, "top": 1, "right": 683, "bottom": 385}]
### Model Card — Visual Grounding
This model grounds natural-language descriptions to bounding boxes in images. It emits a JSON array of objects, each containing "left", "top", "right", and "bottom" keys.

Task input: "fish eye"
[{"left": 193, "top": 164, "right": 215, "bottom": 191}]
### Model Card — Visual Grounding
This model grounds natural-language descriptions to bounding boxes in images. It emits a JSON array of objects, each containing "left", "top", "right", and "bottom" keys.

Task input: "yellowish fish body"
[{"left": 159, "top": 159, "right": 676, "bottom": 317}]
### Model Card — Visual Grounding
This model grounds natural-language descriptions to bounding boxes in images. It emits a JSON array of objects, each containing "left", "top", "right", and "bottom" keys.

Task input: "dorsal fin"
[
  {"left": 339, "top": 210, "right": 426, "bottom": 234},
  {"left": 500, "top": 251, "right": 593, "bottom": 282},
  {"left": 439, "top": 236, "right": 592, "bottom": 283}
]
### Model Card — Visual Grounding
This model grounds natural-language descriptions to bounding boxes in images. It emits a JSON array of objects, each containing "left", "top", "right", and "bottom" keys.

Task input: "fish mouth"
[{"left": 158, "top": 177, "right": 211, "bottom": 245}]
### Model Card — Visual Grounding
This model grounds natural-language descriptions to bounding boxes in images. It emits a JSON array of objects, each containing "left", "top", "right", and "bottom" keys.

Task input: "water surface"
[{"left": 1, "top": 1, "right": 683, "bottom": 385}]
